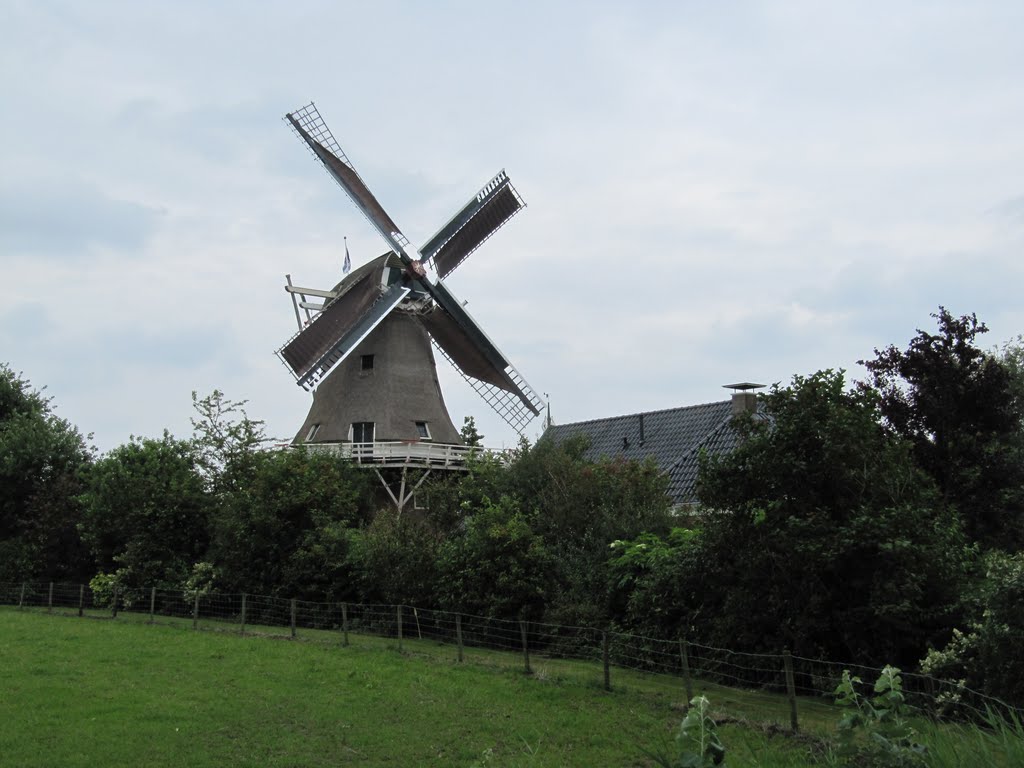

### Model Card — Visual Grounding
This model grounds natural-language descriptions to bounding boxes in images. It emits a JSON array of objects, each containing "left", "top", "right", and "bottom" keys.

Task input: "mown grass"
[
  {"left": 6, "top": 607, "right": 1022, "bottom": 767},
  {"left": 2, "top": 608, "right": 820, "bottom": 767},
  {"left": 53, "top": 602, "right": 844, "bottom": 736}
]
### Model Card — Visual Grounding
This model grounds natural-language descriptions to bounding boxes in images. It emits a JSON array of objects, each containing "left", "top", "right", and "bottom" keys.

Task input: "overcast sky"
[{"left": 3, "top": 1, "right": 1023, "bottom": 453}]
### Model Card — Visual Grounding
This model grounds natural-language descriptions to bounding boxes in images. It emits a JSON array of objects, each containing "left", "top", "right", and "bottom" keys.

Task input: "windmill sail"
[
  {"left": 420, "top": 170, "right": 525, "bottom": 278},
  {"left": 278, "top": 274, "right": 410, "bottom": 389},
  {"left": 419, "top": 307, "right": 516, "bottom": 392},
  {"left": 427, "top": 331, "right": 544, "bottom": 434},
  {"left": 286, "top": 104, "right": 413, "bottom": 257},
  {"left": 418, "top": 279, "right": 542, "bottom": 423}
]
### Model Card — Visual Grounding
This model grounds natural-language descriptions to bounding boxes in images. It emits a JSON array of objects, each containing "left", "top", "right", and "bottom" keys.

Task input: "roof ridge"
[{"left": 549, "top": 398, "right": 731, "bottom": 429}]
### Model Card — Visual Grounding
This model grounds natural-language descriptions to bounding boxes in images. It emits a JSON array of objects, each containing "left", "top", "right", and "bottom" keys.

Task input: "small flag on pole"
[{"left": 343, "top": 237, "right": 352, "bottom": 274}]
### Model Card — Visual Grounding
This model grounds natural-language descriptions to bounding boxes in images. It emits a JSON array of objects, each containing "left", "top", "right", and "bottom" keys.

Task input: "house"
[{"left": 542, "top": 385, "right": 764, "bottom": 509}]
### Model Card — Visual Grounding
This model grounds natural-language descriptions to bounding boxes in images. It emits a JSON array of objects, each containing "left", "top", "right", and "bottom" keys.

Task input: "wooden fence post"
[
  {"left": 602, "top": 631, "right": 611, "bottom": 691},
  {"left": 192, "top": 592, "right": 200, "bottom": 630},
  {"left": 783, "top": 649, "right": 799, "bottom": 732},
  {"left": 18, "top": 583, "right": 25, "bottom": 608},
  {"left": 240, "top": 594, "right": 247, "bottom": 635},
  {"left": 519, "top": 618, "right": 531, "bottom": 675},
  {"left": 455, "top": 613, "right": 464, "bottom": 663},
  {"left": 149, "top": 587, "right": 156, "bottom": 624},
  {"left": 290, "top": 598, "right": 297, "bottom": 639},
  {"left": 679, "top": 638, "right": 694, "bottom": 704},
  {"left": 111, "top": 586, "right": 119, "bottom": 618},
  {"left": 397, "top": 605, "right": 403, "bottom": 651},
  {"left": 78, "top": 584, "right": 84, "bottom": 617},
  {"left": 341, "top": 602, "right": 348, "bottom": 647},
  {"left": 48, "top": 582, "right": 53, "bottom": 613}
]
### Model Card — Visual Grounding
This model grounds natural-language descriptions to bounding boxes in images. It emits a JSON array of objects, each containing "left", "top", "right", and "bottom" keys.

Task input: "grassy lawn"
[{"left": 1, "top": 608, "right": 821, "bottom": 767}]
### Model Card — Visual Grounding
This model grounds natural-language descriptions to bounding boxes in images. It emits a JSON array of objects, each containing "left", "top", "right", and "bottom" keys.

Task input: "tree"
[
  {"left": 508, "top": 435, "right": 673, "bottom": 627},
  {"left": 190, "top": 389, "right": 272, "bottom": 494},
  {"left": 427, "top": 433, "right": 673, "bottom": 626},
  {"left": 436, "top": 494, "right": 553, "bottom": 620},
  {"left": 607, "top": 527, "right": 709, "bottom": 639},
  {"left": 459, "top": 416, "right": 483, "bottom": 447},
  {"left": 78, "top": 433, "right": 209, "bottom": 590},
  {"left": 349, "top": 508, "right": 441, "bottom": 606},
  {"left": 861, "top": 308, "right": 1024, "bottom": 548},
  {"left": 691, "top": 370, "right": 962, "bottom": 664},
  {"left": 207, "top": 447, "right": 373, "bottom": 598},
  {"left": 0, "top": 364, "right": 93, "bottom": 582},
  {"left": 999, "top": 336, "right": 1024, "bottom": 406}
]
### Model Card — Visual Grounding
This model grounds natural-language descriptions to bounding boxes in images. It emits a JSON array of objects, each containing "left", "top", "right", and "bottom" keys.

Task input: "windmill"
[{"left": 276, "top": 103, "right": 544, "bottom": 496}]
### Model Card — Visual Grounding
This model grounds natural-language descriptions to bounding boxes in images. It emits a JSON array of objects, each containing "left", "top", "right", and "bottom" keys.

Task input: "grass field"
[
  {"left": 1, "top": 608, "right": 823, "bottom": 767},
  {"left": 8, "top": 607, "right": 1023, "bottom": 767}
]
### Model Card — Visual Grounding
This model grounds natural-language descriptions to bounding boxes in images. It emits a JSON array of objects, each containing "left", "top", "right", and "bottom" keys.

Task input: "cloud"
[
  {"left": 990, "top": 194, "right": 1024, "bottom": 226},
  {"left": 3, "top": 1, "right": 1024, "bottom": 454},
  {"left": 0, "top": 180, "right": 164, "bottom": 257}
]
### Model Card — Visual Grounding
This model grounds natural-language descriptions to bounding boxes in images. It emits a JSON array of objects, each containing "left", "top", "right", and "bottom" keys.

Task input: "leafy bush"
[
  {"left": 88, "top": 570, "right": 141, "bottom": 609},
  {"left": 0, "top": 364, "right": 93, "bottom": 582},
  {"left": 183, "top": 561, "right": 219, "bottom": 600},
  {"left": 921, "top": 551, "right": 1024, "bottom": 707},
  {"left": 207, "top": 447, "right": 371, "bottom": 598},
  {"left": 350, "top": 509, "right": 441, "bottom": 606},
  {"left": 78, "top": 433, "right": 209, "bottom": 590},
  {"left": 436, "top": 494, "right": 552, "bottom": 620}
]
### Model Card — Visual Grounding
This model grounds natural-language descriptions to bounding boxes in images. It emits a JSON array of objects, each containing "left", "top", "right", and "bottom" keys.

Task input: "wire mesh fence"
[{"left": 2, "top": 580, "right": 1018, "bottom": 730}]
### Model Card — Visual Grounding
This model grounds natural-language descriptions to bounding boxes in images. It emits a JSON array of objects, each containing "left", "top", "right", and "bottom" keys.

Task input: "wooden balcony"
[{"left": 301, "top": 440, "right": 478, "bottom": 470}]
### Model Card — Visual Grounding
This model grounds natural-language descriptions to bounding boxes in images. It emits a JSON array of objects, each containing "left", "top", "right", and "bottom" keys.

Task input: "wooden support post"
[
  {"left": 18, "top": 583, "right": 25, "bottom": 608},
  {"left": 783, "top": 649, "right": 799, "bottom": 732},
  {"left": 290, "top": 598, "right": 297, "bottom": 639},
  {"left": 192, "top": 592, "right": 200, "bottom": 630},
  {"left": 396, "top": 467, "right": 408, "bottom": 516},
  {"left": 455, "top": 614, "right": 464, "bottom": 663},
  {"left": 78, "top": 584, "right": 84, "bottom": 617},
  {"left": 602, "top": 631, "right": 611, "bottom": 691},
  {"left": 240, "top": 594, "right": 247, "bottom": 635},
  {"left": 519, "top": 619, "right": 531, "bottom": 675},
  {"left": 341, "top": 602, "right": 349, "bottom": 647},
  {"left": 111, "top": 586, "right": 119, "bottom": 618},
  {"left": 149, "top": 587, "right": 156, "bottom": 624},
  {"left": 679, "top": 638, "right": 694, "bottom": 704},
  {"left": 413, "top": 607, "right": 422, "bottom": 639},
  {"left": 397, "top": 605, "right": 403, "bottom": 651},
  {"left": 48, "top": 582, "right": 53, "bottom": 613}
]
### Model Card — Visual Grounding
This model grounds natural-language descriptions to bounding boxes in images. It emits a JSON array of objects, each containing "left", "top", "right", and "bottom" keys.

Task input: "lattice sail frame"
[
  {"left": 286, "top": 103, "right": 413, "bottom": 255},
  {"left": 411, "top": 294, "right": 542, "bottom": 433},
  {"left": 429, "top": 335, "right": 545, "bottom": 434},
  {"left": 419, "top": 169, "right": 526, "bottom": 279}
]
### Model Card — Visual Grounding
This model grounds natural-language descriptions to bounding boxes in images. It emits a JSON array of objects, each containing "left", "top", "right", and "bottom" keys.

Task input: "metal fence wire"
[{"left": 2, "top": 581, "right": 1018, "bottom": 728}]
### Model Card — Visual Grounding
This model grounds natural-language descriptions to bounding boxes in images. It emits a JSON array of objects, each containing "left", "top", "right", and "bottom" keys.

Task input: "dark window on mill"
[
  {"left": 360, "top": 354, "right": 375, "bottom": 371},
  {"left": 352, "top": 422, "right": 374, "bottom": 444},
  {"left": 415, "top": 421, "right": 431, "bottom": 440}
]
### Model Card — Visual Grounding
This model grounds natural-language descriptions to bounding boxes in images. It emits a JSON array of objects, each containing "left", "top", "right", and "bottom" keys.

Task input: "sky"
[{"left": 2, "top": 1, "right": 1023, "bottom": 454}]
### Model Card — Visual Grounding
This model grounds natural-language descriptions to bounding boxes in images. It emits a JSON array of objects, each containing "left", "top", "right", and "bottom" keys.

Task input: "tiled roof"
[{"left": 542, "top": 399, "right": 752, "bottom": 506}]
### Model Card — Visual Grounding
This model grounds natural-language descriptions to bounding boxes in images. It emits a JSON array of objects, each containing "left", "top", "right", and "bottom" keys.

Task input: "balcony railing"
[{"left": 301, "top": 440, "right": 479, "bottom": 469}]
